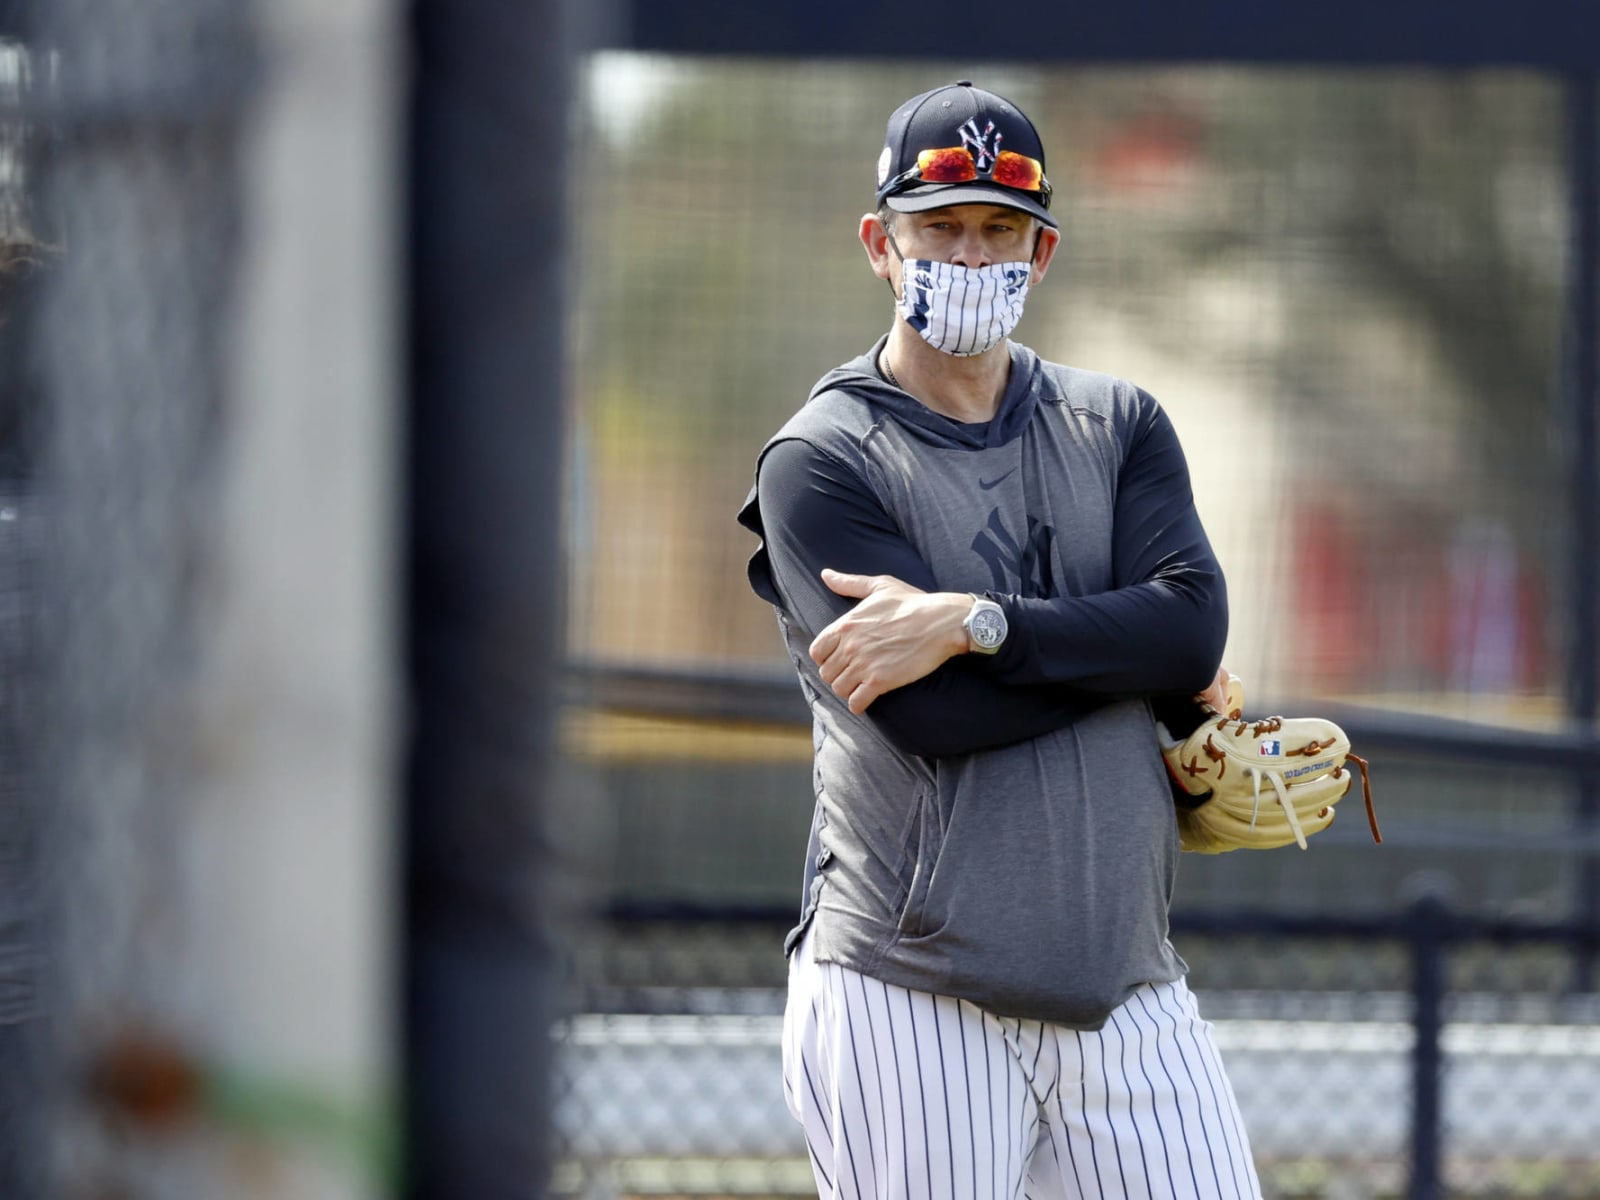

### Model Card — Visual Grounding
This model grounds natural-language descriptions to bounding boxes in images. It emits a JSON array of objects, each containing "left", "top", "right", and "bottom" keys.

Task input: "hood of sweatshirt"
[
  {"left": 804, "top": 333, "right": 1046, "bottom": 451},
  {"left": 737, "top": 334, "right": 1049, "bottom": 607}
]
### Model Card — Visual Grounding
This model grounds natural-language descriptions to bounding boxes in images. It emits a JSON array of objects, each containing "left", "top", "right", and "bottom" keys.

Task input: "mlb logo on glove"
[{"left": 1258, "top": 740, "right": 1281, "bottom": 757}]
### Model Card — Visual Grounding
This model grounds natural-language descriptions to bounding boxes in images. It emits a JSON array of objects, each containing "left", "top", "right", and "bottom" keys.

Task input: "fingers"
[
  {"left": 828, "top": 661, "right": 882, "bottom": 713},
  {"left": 809, "top": 573, "right": 875, "bottom": 664},
  {"left": 1193, "top": 666, "right": 1228, "bottom": 712},
  {"left": 807, "top": 571, "right": 937, "bottom": 710},
  {"left": 809, "top": 573, "right": 873, "bottom": 666},
  {"left": 809, "top": 604, "right": 857, "bottom": 671},
  {"left": 820, "top": 567, "right": 876, "bottom": 598},
  {"left": 809, "top": 625, "right": 839, "bottom": 669},
  {"left": 812, "top": 632, "right": 863, "bottom": 696},
  {"left": 810, "top": 643, "right": 867, "bottom": 709},
  {"left": 1194, "top": 667, "right": 1243, "bottom": 717},
  {"left": 846, "top": 681, "right": 880, "bottom": 714},
  {"left": 808, "top": 623, "right": 882, "bottom": 711}
]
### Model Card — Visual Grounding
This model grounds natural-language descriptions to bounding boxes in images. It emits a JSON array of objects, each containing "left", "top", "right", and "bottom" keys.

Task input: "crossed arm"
[
  {"left": 811, "top": 567, "right": 1234, "bottom": 728},
  {"left": 754, "top": 398, "right": 1229, "bottom": 756},
  {"left": 756, "top": 440, "right": 1110, "bottom": 756}
]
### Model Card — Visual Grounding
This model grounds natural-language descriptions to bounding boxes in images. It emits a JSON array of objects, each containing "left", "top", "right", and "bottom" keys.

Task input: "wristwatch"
[{"left": 962, "top": 596, "right": 1008, "bottom": 655}]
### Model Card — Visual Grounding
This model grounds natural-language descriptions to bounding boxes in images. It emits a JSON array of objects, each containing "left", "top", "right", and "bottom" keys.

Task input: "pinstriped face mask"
[{"left": 887, "top": 232, "right": 1032, "bottom": 357}]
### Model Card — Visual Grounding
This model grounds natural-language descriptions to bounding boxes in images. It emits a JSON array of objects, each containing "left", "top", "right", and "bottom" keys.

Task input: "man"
[{"left": 738, "top": 82, "right": 1259, "bottom": 1199}]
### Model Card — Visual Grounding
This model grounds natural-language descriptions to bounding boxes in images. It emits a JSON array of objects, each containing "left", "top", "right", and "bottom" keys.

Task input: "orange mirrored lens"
[
  {"left": 915, "top": 147, "right": 978, "bottom": 183},
  {"left": 991, "top": 151, "right": 1044, "bottom": 191},
  {"left": 910, "top": 146, "right": 1045, "bottom": 191}
]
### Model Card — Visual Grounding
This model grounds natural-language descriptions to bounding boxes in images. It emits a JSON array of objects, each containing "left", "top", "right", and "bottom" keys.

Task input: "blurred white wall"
[{"left": 194, "top": 0, "right": 401, "bottom": 1193}]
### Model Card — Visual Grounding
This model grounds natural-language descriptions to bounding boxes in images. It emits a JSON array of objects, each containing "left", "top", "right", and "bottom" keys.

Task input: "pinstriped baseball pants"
[{"left": 782, "top": 931, "right": 1262, "bottom": 1200}]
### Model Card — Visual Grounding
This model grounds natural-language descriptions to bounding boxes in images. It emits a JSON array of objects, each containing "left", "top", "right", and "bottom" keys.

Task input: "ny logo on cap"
[{"left": 958, "top": 118, "right": 1002, "bottom": 171}]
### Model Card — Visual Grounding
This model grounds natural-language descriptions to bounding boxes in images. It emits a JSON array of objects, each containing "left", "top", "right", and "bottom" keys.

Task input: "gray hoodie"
[{"left": 739, "top": 336, "right": 1227, "bottom": 1028}]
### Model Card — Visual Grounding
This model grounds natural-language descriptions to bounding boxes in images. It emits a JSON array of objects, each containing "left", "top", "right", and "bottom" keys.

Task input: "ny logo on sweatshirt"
[{"left": 971, "top": 507, "right": 1057, "bottom": 599}]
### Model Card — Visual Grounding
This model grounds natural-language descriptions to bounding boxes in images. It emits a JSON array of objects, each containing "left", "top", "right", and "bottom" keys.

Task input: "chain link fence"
[{"left": 549, "top": 916, "right": 1600, "bottom": 1198}]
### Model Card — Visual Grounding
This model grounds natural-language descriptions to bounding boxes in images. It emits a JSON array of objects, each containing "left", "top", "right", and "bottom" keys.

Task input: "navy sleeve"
[
  {"left": 753, "top": 436, "right": 1106, "bottom": 758},
  {"left": 977, "top": 392, "right": 1227, "bottom": 693}
]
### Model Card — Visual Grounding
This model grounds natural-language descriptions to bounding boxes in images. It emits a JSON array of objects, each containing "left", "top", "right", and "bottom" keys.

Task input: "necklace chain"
[{"left": 879, "top": 352, "right": 902, "bottom": 391}]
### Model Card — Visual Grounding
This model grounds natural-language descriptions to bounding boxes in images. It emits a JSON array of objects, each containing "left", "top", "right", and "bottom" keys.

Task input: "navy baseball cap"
[{"left": 875, "top": 81, "right": 1057, "bottom": 229}]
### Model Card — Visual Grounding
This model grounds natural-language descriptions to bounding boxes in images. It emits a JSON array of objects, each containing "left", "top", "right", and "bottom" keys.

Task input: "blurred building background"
[{"left": 0, "top": 0, "right": 1596, "bottom": 1198}]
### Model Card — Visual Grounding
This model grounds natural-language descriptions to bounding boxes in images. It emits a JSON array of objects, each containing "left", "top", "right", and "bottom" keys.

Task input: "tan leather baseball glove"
[{"left": 1157, "top": 677, "right": 1380, "bottom": 853}]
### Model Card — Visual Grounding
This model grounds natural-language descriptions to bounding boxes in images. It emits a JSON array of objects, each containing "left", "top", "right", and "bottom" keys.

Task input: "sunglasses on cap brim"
[{"left": 883, "top": 146, "right": 1052, "bottom": 206}]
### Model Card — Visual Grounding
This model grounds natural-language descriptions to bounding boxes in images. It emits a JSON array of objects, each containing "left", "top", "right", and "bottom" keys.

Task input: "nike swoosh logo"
[{"left": 978, "top": 468, "right": 1017, "bottom": 490}]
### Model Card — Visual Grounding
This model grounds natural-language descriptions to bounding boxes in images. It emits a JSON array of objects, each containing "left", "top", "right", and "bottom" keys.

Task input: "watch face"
[{"left": 971, "top": 607, "right": 1006, "bottom": 648}]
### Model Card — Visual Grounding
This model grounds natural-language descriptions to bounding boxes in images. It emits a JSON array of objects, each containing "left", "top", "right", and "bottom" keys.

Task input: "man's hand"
[
  {"left": 1195, "top": 667, "right": 1242, "bottom": 717},
  {"left": 809, "top": 569, "right": 972, "bottom": 714}
]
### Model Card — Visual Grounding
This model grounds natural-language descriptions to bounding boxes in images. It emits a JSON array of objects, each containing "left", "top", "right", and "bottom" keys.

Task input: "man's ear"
[
  {"left": 859, "top": 212, "right": 895, "bottom": 282},
  {"left": 1028, "top": 224, "right": 1062, "bottom": 284}
]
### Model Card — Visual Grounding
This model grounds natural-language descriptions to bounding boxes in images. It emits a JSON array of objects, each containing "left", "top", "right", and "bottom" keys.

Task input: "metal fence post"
[
  {"left": 1564, "top": 72, "right": 1600, "bottom": 992},
  {"left": 1407, "top": 893, "right": 1450, "bottom": 1200},
  {"left": 404, "top": 0, "right": 571, "bottom": 1194}
]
